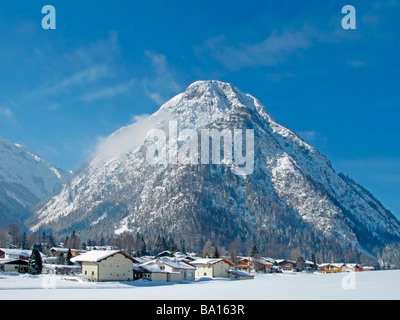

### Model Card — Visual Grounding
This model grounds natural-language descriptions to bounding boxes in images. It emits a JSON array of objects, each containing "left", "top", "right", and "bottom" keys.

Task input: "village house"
[
  {"left": 0, "top": 248, "right": 31, "bottom": 261},
  {"left": 276, "top": 259, "right": 297, "bottom": 272},
  {"left": 236, "top": 257, "right": 274, "bottom": 273},
  {"left": 0, "top": 258, "right": 29, "bottom": 273},
  {"left": 143, "top": 258, "right": 196, "bottom": 282},
  {"left": 50, "top": 247, "right": 86, "bottom": 257},
  {"left": 136, "top": 264, "right": 183, "bottom": 283},
  {"left": 319, "top": 263, "right": 346, "bottom": 274},
  {"left": 304, "top": 260, "right": 315, "bottom": 271},
  {"left": 190, "top": 258, "right": 234, "bottom": 279},
  {"left": 71, "top": 250, "right": 135, "bottom": 282},
  {"left": 342, "top": 263, "right": 364, "bottom": 272},
  {"left": 42, "top": 263, "right": 81, "bottom": 275}
]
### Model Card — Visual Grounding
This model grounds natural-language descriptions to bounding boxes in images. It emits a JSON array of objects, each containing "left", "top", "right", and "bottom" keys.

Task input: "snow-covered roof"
[
  {"left": 42, "top": 263, "right": 81, "bottom": 270},
  {"left": 319, "top": 263, "right": 345, "bottom": 268},
  {"left": 70, "top": 250, "right": 125, "bottom": 263},
  {"left": 50, "top": 247, "right": 69, "bottom": 253},
  {"left": 0, "top": 248, "right": 31, "bottom": 257},
  {"left": 237, "top": 257, "right": 274, "bottom": 265},
  {"left": 0, "top": 258, "right": 28, "bottom": 264},
  {"left": 276, "top": 259, "right": 296, "bottom": 265},
  {"left": 140, "top": 265, "right": 180, "bottom": 274},
  {"left": 190, "top": 258, "right": 233, "bottom": 266},
  {"left": 158, "top": 259, "right": 196, "bottom": 270},
  {"left": 132, "top": 257, "right": 150, "bottom": 264},
  {"left": 228, "top": 270, "right": 254, "bottom": 277}
]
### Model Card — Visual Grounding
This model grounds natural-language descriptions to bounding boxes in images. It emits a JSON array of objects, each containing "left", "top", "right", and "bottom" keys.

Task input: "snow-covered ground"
[{"left": 0, "top": 270, "right": 399, "bottom": 300}]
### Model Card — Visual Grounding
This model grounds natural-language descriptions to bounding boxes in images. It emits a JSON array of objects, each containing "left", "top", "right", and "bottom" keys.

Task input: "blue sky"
[{"left": 0, "top": 1, "right": 399, "bottom": 217}]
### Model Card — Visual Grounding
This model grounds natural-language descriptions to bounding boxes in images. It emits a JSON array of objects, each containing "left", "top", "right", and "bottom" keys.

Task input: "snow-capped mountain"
[
  {"left": 28, "top": 81, "right": 400, "bottom": 261},
  {"left": 0, "top": 137, "right": 72, "bottom": 226}
]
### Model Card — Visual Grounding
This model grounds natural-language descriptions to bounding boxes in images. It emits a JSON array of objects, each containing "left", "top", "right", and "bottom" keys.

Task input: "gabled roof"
[
  {"left": 71, "top": 250, "right": 134, "bottom": 263},
  {"left": 147, "top": 258, "right": 196, "bottom": 270},
  {"left": 190, "top": 258, "right": 234, "bottom": 266},
  {"left": 0, "top": 248, "right": 31, "bottom": 257},
  {"left": 319, "top": 263, "right": 345, "bottom": 268},
  {"left": 276, "top": 259, "right": 296, "bottom": 265},
  {"left": 0, "top": 258, "right": 29, "bottom": 265},
  {"left": 132, "top": 257, "right": 150, "bottom": 264},
  {"left": 237, "top": 257, "right": 274, "bottom": 266},
  {"left": 50, "top": 247, "right": 69, "bottom": 253}
]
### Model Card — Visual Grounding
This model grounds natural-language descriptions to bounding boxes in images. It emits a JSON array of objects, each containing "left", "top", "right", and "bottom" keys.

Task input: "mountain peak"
[
  {"left": 186, "top": 80, "right": 237, "bottom": 95},
  {"left": 157, "top": 80, "right": 257, "bottom": 127}
]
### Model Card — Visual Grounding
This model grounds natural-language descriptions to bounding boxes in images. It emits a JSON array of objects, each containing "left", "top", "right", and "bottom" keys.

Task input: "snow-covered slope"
[
  {"left": 28, "top": 81, "right": 400, "bottom": 260},
  {"left": 0, "top": 137, "right": 72, "bottom": 226}
]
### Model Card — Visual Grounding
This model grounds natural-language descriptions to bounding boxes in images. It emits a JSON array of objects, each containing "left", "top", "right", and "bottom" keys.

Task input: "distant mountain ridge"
[
  {"left": 0, "top": 137, "right": 72, "bottom": 226},
  {"left": 27, "top": 81, "right": 400, "bottom": 262}
]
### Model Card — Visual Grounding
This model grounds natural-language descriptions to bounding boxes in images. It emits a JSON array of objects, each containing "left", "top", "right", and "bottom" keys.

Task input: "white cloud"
[
  {"left": 142, "top": 51, "right": 182, "bottom": 105},
  {"left": 0, "top": 106, "right": 13, "bottom": 119},
  {"left": 48, "top": 64, "right": 111, "bottom": 95},
  {"left": 266, "top": 72, "right": 295, "bottom": 83},
  {"left": 197, "top": 26, "right": 316, "bottom": 70},
  {"left": 345, "top": 60, "right": 367, "bottom": 68},
  {"left": 95, "top": 114, "right": 162, "bottom": 160},
  {"left": 82, "top": 79, "right": 136, "bottom": 102},
  {"left": 298, "top": 131, "right": 317, "bottom": 144},
  {"left": 64, "top": 31, "right": 120, "bottom": 66}
]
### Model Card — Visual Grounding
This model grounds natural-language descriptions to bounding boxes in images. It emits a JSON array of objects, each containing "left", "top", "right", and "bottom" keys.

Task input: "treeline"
[{"left": 1, "top": 223, "right": 399, "bottom": 269}]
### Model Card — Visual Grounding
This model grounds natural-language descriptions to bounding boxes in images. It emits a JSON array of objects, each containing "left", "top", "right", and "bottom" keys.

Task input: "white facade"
[
  {"left": 190, "top": 258, "right": 234, "bottom": 279},
  {"left": 71, "top": 250, "right": 134, "bottom": 282}
]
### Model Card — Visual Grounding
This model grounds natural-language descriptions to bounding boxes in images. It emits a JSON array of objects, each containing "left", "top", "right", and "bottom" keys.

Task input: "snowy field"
[{"left": 0, "top": 270, "right": 399, "bottom": 300}]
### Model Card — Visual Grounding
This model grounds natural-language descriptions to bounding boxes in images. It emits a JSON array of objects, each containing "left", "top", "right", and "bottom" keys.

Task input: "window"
[
  {"left": 92, "top": 271, "right": 95, "bottom": 276},
  {"left": 160, "top": 266, "right": 165, "bottom": 270},
  {"left": 85, "top": 271, "right": 87, "bottom": 275},
  {"left": 204, "top": 273, "right": 207, "bottom": 276}
]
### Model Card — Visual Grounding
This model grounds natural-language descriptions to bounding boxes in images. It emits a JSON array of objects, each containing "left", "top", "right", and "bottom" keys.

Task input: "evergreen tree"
[
  {"left": 214, "top": 246, "right": 220, "bottom": 258},
  {"left": 140, "top": 236, "right": 148, "bottom": 256},
  {"left": 28, "top": 246, "right": 43, "bottom": 275},
  {"left": 66, "top": 248, "right": 73, "bottom": 265},
  {"left": 311, "top": 253, "right": 318, "bottom": 271},
  {"left": 21, "top": 232, "right": 27, "bottom": 250},
  {"left": 57, "top": 253, "right": 65, "bottom": 265},
  {"left": 296, "top": 256, "right": 306, "bottom": 272},
  {"left": 169, "top": 237, "right": 178, "bottom": 256},
  {"left": 250, "top": 245, "right": 259, "bottom": 258},
  {"left": 47, "top": 233, "right": 56, "bottom": 248}
]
